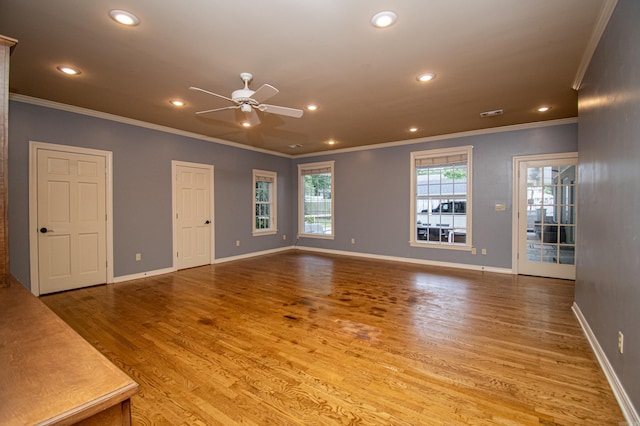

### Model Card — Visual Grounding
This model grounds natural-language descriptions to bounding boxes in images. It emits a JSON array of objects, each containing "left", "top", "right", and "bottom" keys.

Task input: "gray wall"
[
  {"left": 8, "top": 101, "right": 293, "bottom": 289},
  {"left": 576, "top": 0, "right": 640, "bottom": 411},
  {"left": 9, "top": 100, "right": 579, "bottom": 291},
  {"left": 293, "top": 124, "right": 577, "bottom": 268}
]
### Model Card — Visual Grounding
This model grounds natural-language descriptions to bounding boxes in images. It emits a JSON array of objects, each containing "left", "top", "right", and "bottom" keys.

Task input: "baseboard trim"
[
  {"left": 113, "top": 267, "right": 175, "bottom": 283},
  {"left": 214, "top": 246, "right": 295, "bottom": 264},
  {"left": 572, "top": 302, "right": 639, "bottom": 425},
  {"left": 294, "top": 246, "right": 513, "bottom": 274}
]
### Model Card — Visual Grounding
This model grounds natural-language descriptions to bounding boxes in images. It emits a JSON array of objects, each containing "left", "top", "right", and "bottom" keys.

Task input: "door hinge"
[{"left": 176, "top": 251, "right": 179, "bottom": 258}]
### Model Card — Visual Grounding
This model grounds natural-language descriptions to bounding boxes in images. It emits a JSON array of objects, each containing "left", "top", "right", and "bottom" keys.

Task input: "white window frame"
[
  {"left": 252, "top": 169, "right": 277, "bottom": 236},
  {"left": 410, "top": 146, "right": 473, "bottom": 251},
  {"left": 298, "top": 161, "right": 334, "bottom": 240}
]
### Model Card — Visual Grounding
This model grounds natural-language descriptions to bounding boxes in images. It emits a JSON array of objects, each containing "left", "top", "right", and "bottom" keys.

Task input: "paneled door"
[
  {"left": 516, "top": 155, "right": 578, "bottom": 280},
  {"left": 175, "top": 163, "right": 213, "bottom": 270},
  {"left": 37, "top": 149, "right": 107, "bottom": 294}
]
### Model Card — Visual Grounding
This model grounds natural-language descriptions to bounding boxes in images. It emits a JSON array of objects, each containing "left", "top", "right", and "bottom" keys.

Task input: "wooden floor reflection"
[{"left": 41, "top": 251, "right": 623, "bottom": 425}]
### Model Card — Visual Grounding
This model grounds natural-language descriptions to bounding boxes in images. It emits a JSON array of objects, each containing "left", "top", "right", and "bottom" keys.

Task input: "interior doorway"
[
  {"left": 513, "top": 153, "right": 578, "bottom": 280},
  {"left": 29, "top": 142, "right": 114, "bottom": 295},
  {"left": 172, "top": 161, "right": 214, "bottom": 270}
]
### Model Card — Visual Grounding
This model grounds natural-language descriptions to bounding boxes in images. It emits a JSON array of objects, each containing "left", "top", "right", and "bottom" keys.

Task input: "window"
[
  {"left": 410, "top": 146, "right": 472, "bottom": 249},
  {"left": 298, "top": 161, "right": 334, "bottom": 239},
  {"left": 253, "top": 169, "right": 277, "bottom": 235}
]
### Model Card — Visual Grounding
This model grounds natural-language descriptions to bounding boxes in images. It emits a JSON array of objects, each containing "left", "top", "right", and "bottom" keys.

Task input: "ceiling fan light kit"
[{"left": 190, "top": 72, "right": 303, "bottom": 127}]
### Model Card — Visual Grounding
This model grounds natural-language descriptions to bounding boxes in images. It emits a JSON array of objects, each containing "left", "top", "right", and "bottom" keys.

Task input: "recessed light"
[
  {"left": 537, "top": 106, "right": 551, "bottom": 112},
  {"left": 109, "top": 9, "right": 140, "bottom": 26},
  {"left": 417, "top": 73, "right": 436, "bottom": 82},
  {"left": 56, "top": 66, "right": 81, "bottom": 75},
  {"left": 241, "top": 121, "right": 252, "bottom": 128},
  {"left": 371, "top": 11, "right": 397, "bottom": 28},
  {"left": 409, "top": 127, "right": 418, "bottom": 132},
  {"left": 306, "top": 104, "right": 318, "bottom": 111},
  {"left": 170, "top": 100, "right": 185, "bottom": 107},
  {"left": 325, "top": 139, "right": 338, "bottom": 146}
]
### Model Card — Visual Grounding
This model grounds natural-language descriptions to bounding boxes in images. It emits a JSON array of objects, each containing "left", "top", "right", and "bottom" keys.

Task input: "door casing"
[{"left": 29, "top": 141, "right": 114, "bottom": 296}]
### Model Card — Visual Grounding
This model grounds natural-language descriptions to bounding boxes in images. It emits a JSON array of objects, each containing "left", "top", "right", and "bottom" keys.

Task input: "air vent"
[
  {"left": 288, "top": 144, "right": 303, "bottom": 149},
  {"left": 480, "top": 109, "right": 503, "bottom": 118}
]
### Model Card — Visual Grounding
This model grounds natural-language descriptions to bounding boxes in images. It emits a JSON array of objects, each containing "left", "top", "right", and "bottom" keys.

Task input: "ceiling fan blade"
[
  {"left": 195, "top": 105, "right": 239, "bottom": 115},
  {"left": 189, "top": 86, "right": 236, "bottom": 103},
  {"left": 247, "top": 108, "right": 261, "bottom": 126},
  {"left": 258, "top": 104, "right": 304, "bottom": 118},
  {"left": 251, "top": 84, "right": 279, "bottom": 104}
]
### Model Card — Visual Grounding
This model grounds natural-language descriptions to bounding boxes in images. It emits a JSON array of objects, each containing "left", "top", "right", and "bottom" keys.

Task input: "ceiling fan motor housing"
[{"left": 232, "top": 89, "right": 256, "bottom": 102}]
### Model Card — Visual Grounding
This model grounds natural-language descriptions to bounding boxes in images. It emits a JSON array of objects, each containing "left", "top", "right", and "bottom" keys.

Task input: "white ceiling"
[{"left": 0, "top": 1, "right": 611, "bottom": 155}]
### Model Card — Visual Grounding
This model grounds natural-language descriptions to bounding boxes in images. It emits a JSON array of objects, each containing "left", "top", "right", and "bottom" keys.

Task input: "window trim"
[
  {"left": 298, "top": 160, "right": 335, "bottom": 240},
  {"left": 252, "top": 169, "right": 277, "bottom": 236},
  {"left": 410, "top": 146, "right": 473, "bottom": 251}
]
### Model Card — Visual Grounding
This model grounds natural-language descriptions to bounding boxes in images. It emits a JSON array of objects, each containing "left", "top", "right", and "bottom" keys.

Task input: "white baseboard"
[
  {"left": 214, "top": 245, "right": 295, "bottom": 264},
  {"left": 294, "top": 246, "right": 512, "bottom": 274},
  {"left": 572, "top": 302, "right": 639, "bottom": 425},
  {"left": 113, "top": 267, "right": 175, "bottom": 283}
]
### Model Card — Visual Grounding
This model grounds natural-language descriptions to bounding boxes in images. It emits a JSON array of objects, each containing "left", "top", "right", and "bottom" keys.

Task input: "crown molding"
[
  {"left": 10, "top": 93, "right": 578, "bottom": 160},
  {"left": 292, "top": 117, "right": 579, "bottom": 159},
  {"left": 572, "top": 0, "right": 618, "bottom": 91},
  {"left": 9, "top": 93, "right": 292, "bottom": 159}
]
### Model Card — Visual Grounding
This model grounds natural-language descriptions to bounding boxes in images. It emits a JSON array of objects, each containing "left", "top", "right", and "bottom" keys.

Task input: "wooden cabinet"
[
  {"left": 0, "top": 35, "right": 17, "bottom": 284},
  {"left": 0, "top": 278, "right": 138, "bottom": 425}
]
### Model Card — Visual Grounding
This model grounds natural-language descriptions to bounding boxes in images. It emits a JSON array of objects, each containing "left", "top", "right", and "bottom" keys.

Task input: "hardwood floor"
[{"left": 41, "top": 251, "right": 623, "bottom": 425}]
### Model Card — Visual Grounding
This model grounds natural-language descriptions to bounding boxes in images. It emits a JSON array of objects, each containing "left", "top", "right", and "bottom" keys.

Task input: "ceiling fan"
[{"left": 189, "top": 73, "right": 303, "bottom": 126}]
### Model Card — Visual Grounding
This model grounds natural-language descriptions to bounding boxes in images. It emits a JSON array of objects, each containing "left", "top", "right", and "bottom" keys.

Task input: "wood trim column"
[{"left": 0, "top": 35, "right": 18, "bottom": 286}]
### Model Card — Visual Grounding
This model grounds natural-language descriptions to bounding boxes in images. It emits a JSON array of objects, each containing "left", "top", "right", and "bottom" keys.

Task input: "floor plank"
[{"left": 41, "top": 251, "right": 623, "bottom": 425}]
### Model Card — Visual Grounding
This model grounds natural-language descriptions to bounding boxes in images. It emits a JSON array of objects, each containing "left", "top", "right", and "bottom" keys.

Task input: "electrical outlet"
[
  {"left": 481, "top": 248, "right": 487, "bottom": 255},
  {"left": 618, "top": 331, "right": 624, "bottom": 354},
  {"left": 283, "top": 234, "right": 286, "bottom": 240},
  {"left": 236, "top": 240, "right": 240, "bottom": 247},
  {"left": 135, "top": 253, "right": 141, "bottom": 261},
  {"left": 471, "top": 248, "right": 477, "bottom": 255},
  {"left": 351, "top": 238, "right": 356, "bottom": 244}
]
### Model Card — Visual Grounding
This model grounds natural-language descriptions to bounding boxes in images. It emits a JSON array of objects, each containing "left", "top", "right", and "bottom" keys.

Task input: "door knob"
[
  {"left": 39, "top": 227, "right": 53, "bottom": 233},
  {"left": 205, "top": 220, "right": 211, "bottom": 224}
]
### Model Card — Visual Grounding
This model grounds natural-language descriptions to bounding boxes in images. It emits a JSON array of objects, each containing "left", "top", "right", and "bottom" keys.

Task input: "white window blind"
[
  {"left": 300, "top": 166, "right": 332, "bottom": 176},
  {"left": 415, "top": 153, "right": 467, "bottom": 167}
]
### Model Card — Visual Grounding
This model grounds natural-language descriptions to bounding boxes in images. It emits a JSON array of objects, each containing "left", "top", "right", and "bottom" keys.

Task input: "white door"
[
  {"left": 175, "top": 163, "right": 213, "bottom": 270},
  {"left": 37, "top": 149, "right": 107, "bottom": 294},
  {"left": 517, "top": 156, "right": 577, "bottom": 280}
]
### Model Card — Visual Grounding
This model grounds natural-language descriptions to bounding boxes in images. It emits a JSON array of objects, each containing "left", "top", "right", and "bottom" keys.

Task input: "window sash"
[
  {"left": 298, "top": 161, "right": 334, "bottom": 238},
  {"left": 253, "top": 170, "right": 277, "bottom": 234},
  {"left": 411, "top": 147, "right": 472, "bottom": 249}
]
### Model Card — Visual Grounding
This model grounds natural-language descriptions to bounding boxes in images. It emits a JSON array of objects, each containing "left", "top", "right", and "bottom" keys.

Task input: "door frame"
[
  {"left": 29, "top": 141, "right": 114, "bottom": 296},
  {"left": 511, "top": 152, "right": 578, "bottom": 276},
  {"left": 171, "top": 160, "right": 215, "bottom": 270}
]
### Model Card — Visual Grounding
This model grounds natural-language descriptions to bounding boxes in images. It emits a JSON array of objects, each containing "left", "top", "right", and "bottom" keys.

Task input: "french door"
[{"left": 515, "top": 154, "right": 578, "bottom": 280}]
